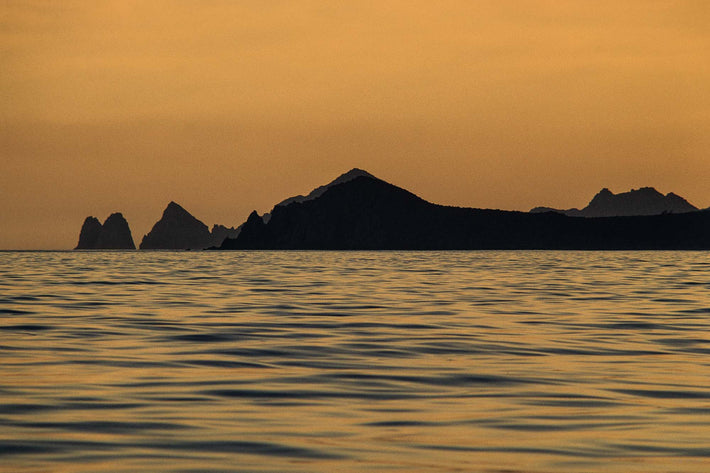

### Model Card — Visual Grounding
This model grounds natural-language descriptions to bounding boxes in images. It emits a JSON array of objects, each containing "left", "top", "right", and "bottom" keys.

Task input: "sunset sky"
[{"left": 2, "top": 1, "right": 709, "bottom": 249}]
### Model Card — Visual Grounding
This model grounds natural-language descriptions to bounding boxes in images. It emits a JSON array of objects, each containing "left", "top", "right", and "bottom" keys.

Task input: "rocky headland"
[{"left": 219, "top": 171, "right": 710, "bottom": 250}]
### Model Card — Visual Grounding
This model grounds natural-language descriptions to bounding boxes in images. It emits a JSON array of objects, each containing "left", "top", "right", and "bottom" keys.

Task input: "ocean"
[{"left": 1, "top": 250, "right": 708, "bottom": 472}]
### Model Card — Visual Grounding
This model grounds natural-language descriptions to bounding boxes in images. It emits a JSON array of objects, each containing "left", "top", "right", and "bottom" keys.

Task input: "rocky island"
[
  {"left": 75, "top": 213, "right": 135, "bottom": 249},
  {"left": 139, "top": 201, "right": 239, "bottom": 250}
]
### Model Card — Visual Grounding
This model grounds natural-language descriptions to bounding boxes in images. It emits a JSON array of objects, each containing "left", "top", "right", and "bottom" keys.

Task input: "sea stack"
[
  {"left": 139, "top": 201, "right": 213, "bottom": 250},
  {"left": 76, "top": 216, "right": 102, "bottom": 249},
  {"left": 75, "top": 213, "right": 135, "bottom": 249}
]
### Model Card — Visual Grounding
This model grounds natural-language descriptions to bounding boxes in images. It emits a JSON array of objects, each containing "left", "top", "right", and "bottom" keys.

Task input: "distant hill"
[
  {"left": 210, "top": 224, "right": 241, "bottom": 247},
  {"left": 277, "top": 168, "right": 374, "bottom": 207},
  {"left": 262, "top": 168, "right": 374, "bottom": 223},
  {"left": 75, "top": 213, "right": 135, "bottom": 249},
  {"left": 219, "top": 172, "right": 710, "bottom": 250},
  {"left": 140, "top": 202, "right": 238, "bottom": 250},
  {"left": 530, "top": 187, "right": 697, "bottom": 217}
]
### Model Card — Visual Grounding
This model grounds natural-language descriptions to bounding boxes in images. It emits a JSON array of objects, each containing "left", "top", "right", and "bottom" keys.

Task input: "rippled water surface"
[{"left": 1, "top": 251, "right": 709, "bottom": 472}]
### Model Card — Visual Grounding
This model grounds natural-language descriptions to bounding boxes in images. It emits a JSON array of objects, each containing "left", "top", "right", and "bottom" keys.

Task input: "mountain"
[
  {"left": 219, "top": 172, "right": 710, "bottom": 250},
  {"left": 277, "top": 168, "right": 374, "bottom": 207},
  {"left": 75, "top": 213, "right": 135, "bottom": 249},
  {"left": 210, "top": 224, "right": 241, "bottom": 247},
  {"left": 262, "top": 168, "right": 374, "bottom": 223},
  {"left": 140, "top": 202, "right": 213, "bottom": 250},
  {"left": 582, "top": 187, "right": 697, "bottom": 217},
  {"left": 530, "top": 187, "right": 698, "bottom": 217},
  {"left": 139, "top": 202, "right": 241, "bottom": 249}
]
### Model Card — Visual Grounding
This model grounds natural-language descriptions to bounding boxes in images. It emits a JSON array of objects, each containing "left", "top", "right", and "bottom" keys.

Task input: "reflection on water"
[{"left": 1, "top": 250, "right": 709, "bottom": 472}]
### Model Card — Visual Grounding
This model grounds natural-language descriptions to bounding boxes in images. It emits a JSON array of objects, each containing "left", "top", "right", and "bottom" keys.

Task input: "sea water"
[{"left": 1, "top": 251, "right": 709, "bottom": 472}]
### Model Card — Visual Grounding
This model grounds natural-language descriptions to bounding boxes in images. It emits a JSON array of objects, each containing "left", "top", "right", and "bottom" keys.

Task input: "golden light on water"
[{"left": 1, "top": 251, "right": 709, "bottom": 471}]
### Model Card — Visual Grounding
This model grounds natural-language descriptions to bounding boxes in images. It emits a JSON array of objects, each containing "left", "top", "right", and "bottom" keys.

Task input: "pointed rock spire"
[{"left": 139, "top": 202, "right": 211, "bottom": 249}]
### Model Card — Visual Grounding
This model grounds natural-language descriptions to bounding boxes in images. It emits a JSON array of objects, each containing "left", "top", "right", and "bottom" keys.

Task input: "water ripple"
[{"left": 1, "top": 250, "right": 709, "bottom": 472}]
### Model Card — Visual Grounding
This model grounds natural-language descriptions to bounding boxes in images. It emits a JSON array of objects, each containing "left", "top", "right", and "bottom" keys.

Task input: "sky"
[{"left": 2, "top": 1, "right": 709, "bottom": 249}]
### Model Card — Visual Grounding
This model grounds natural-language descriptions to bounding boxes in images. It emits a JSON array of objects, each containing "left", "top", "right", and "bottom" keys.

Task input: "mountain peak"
[
  {"left": 140, "top": 202, "right": 211, "bottom": 249},
  {"left": 105, "top": 212, "right": 126, "bottom": 222},
  {"left": 531, "top": 186, "right": 698, "bottom": 218},
  {"left": 247, "top": 210, "right": 263, "bottom": 223},
  {"left": 588, "top": 188, "right": 614, "bottom": 204},
  {"left": 164, "top": 201, "right": 190, "bottom": 216},
  {"left": 583, "top": 186, "right": 696, "bottom": 217},
  {"left": 221, "top": 173, "right": 427, "bottom": 250},
  {"left": 339, "top": 168, "right": 374, "bottom": 180},
  {"left": 273, "top": 168, "right": 379, "bottom": 209}
]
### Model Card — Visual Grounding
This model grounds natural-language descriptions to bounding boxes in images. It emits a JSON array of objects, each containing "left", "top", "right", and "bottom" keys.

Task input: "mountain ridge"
[
  {"left": 530, "top": 186, "right": 697, "bottom": 217},
  {"left": 262, "top": 168, "right": 375, "bottom": 223},
  {"left": 220, "top": 173, "right": 710, "bottom": 250}
]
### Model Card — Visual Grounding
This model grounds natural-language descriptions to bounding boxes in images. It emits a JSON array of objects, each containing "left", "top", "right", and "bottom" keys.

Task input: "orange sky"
[{"left": 2, "top": 1, "right": 709, "bottom": 249}]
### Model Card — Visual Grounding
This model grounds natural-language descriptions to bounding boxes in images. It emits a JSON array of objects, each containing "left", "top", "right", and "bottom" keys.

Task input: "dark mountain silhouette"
[
  {"left": 76, "top": 216, "right": 102, "bottom": 249},
  {"left": 98, "top": 213, "right": 136, "bottom": 249},
  {"left": 262, "top": 168, "right": 375, "bottom": 223},
  {"left": 220, "top": 172, "right": 710, "bottom": 250},
  {"left": 210, "top": 224, "right": 241, "bottom": 247},
  {"left": 140, "top": 202, "right": 212, "bottom": 250},
  {"left": 277, "top": 167, "right": 374, "bottom": 207},
  {"left": 75, "top": 213, "right": 135, "bottom": 249},
  {"left": 530, "top": 187, "right": 697, "bottom": 217},
  {"left": 140, "top": 201, "right": 240, "bottom": 249}
]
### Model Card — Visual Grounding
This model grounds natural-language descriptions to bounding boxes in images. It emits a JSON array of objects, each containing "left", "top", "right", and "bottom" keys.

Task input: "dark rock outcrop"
[
  {"left": 97, "top": 213, "right": 136, "bottom": 249},
  {"left": 75, "top": 213, "right": 135, "bottom": 249},
  {"left": 76, "top": 216, "right": 103, "bottom": 249},
  {"left": 220, "top": 173, "right": 710, "bottom": 250},
  {"left": 140, "top": 201, "right": 242, "bottom": 250},
  {"left": 531, "top": 187, "right": 698, "bottom": 217},
  {"left": 224, "top": 211, "right": 267, "bottom": 249},
  {"left": 209, "top": 224, "right": 241, "bottom": 248},
  {"left": 140, "top": 201, "right": 213, "bottom": 250},
  {"left": 583, "top": 187, "right": 697, "bottom": 217}
]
